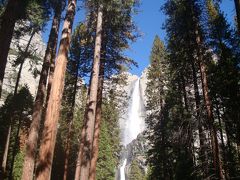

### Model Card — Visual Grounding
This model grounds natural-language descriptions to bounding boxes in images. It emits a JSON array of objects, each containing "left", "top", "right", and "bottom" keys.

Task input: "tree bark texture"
[
  {"left": 89, "top": 56, "right": 105, "bottom": 180},
  {"left": 74, "top": 4, "right": 103, "bottom": 180},
  {"left": 21, "top": 5, "right": 62, "bottom": 180},
  {"left": 35, "top": 1, "right": 76, "bottom": 179}
]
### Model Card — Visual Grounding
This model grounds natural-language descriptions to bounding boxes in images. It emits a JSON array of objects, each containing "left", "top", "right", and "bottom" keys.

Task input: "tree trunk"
[
  {"left": 190, "top": 58, "right": 209, "bottom": 177},
  {"left": 15, "top": 30, "right": 35, "bottom": 94},
  {"left": 199, "top": 60, "right": 224, "bottom": 179},
  {"left": 63, "top": 61, "right": 80, "bottom": 180},
  {"left": 1, "top": 124, "right": 11, "bottom": 177},
  {"left": 216, "top": 104, "right": 229, "bottom": 177},
  {"left": 89, "top": 56, "right": 105, "bottom": 180},
  {"left": 74, "top": 4, "right": 103, "bottom": 180},
  {"left": 0, "top": 30, "right": 34, "bottom": 178},
  {"left": 234, "top": 0, "right": 240, "bottom": 33},
  {"left": 191, "top": 2, "right": 224, "bottom": 175},
  {"left": 21, "top": 5, "right": 62, "bottom": 180},
  {"left": 35, "top": 1, "right": 76, "bottom": 179},
  {"left": 0, "top": 0, "right": 20, "bottom": 98}
]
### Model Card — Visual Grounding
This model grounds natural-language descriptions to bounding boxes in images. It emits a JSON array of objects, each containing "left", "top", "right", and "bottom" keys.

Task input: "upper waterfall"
[{"left": 123, "top": 78, "right": 145, "bottom": 146}]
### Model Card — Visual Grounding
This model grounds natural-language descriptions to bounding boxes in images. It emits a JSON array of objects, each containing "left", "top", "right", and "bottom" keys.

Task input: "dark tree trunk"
[
  {"left": 14, "top": 30, "right": 35, "bottom": 95},
  {"left": 0, "top": 30, "right": 34, "bottom": 178},
  {"left": 234, "top": 0, "right": 240, "bottom": 33},
  {"left": 191, "top": 0, "right": 224, "bottom": 175},
  {"left": 35, "top": 1, "right": 76, "bottom": 179},
  {"left": 0, "top": 0, "right": 20, "bottom": 98},
  {"left": 190, "top": 58, "right": 209, "bottom": 177},
  {"left": 21, "top": 5, "right": 62, "bottom": 180}
]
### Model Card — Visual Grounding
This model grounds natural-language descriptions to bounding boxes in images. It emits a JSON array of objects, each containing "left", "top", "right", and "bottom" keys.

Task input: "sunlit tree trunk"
[
  {"left": 89, "top": 55, "right": 105, "bottom": 180},
  {"left": 0, "top": 0, "right": 20, "bottom": 98},
  {"left": 35, "top": 1, "right": 76, "bottom": 179},
  {"left": 74, "top": 4, "right": 103, "bottom": 180},
  {"left": 21, "top": 5, "right": 62, "bottom": 180},
  {"left": 1, "top": 124, "right": 11, "bottom": 177}
]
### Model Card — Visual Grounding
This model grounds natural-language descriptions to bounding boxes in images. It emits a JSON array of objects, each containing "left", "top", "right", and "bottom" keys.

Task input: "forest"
[{"left": 0, "top": 0, "right": 239, "bottom": 180}]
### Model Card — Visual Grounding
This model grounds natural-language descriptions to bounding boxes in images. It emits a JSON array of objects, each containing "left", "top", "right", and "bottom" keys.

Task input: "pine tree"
[
  {"left": 35, "top": 1, "right": 77, "bottom": 179},
  {"left": 0, "top": 0, "right": 50, "bottom": 98},
  {"left": 75, "top": 1, "right": 138, "bottom": 179},
  {"left": 21, "top": 1, "right": 63, "bottom": 179},
  {"left": 75, "top": 4, "right": 103, "bottom": 180},
  {"left": 0, "top": 0, "right": 27, "bottom": 97},
  {"left": 0, "top": 86, "right": 33, "bottom": 179},
  {"left": 145, "top": 36, "right": 172, "bottom": 179},
  {"left": 1, "top": 1, "right": 49, "bottom": 177},
  {"left": 206, "top": 0, "right": 240, "bottom": 177}
]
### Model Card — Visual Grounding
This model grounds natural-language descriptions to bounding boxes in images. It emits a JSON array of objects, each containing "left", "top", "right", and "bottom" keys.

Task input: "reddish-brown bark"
[
  {"left": 21, "top": 5, "right": 62, "bottom": 180},
  {"left": 35, "top": 1, "right": 76, "bottom": 179},
  {"left": 89, "top": 58, "right": 105, "bottom": 180},
  {"left": 74, "top": 4, "right": 103, "bottom": 180},
  {"left": 195, "top": 27, "right": 224, "bottom": 179}
]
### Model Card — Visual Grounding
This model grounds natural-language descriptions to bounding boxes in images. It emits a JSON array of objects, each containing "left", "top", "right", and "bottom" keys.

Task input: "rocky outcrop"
[
  {"left": 125, "top": 132, "right": 149, "bottom": 173},
  {"left": 117, "top": 131, "right": 149, "bottom": 179},
  {"left": 0, "top": 32, "right": 46, "bottom": 104}
]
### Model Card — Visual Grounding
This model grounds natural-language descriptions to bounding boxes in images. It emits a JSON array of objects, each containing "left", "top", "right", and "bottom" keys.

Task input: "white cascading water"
[
  {"left": 120, "top": 159, "right": 127, "bottom": 180},
  {"left": 120, "top": 78, "right": 145, "bottom": 180}
]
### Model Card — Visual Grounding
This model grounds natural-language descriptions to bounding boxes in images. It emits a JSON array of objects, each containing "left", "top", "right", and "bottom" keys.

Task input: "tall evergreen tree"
[
  {"left": 35, "top": 0, "right": 77, "bottom": 179},
  {"left": 21, "top": 1, "right": 64, "bottom": 179}
]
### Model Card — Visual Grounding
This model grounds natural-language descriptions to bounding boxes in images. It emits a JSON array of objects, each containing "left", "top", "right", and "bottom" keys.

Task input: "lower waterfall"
[{"left": 119, "top": 78, "right": 145, "bottom": 180}]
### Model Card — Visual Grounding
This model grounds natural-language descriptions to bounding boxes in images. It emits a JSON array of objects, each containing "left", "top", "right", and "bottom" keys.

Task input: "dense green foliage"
[
  {"left": 0, "top": 86, "right": 33, "bottom": 179},
  {"left": 96, "top": 96, "right": 121, "bottom": 180},
  {"left": 129, "top": 159, "right": 145, "bottom": 180},
  {"left": 146, "top": 0, "right": 240, "bottom": 179}
]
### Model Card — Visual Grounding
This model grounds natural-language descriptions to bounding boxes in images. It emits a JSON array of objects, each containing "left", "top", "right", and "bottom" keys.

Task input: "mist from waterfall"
[{"left": 120, "top": 78, "right": 145, "bottom": 180}]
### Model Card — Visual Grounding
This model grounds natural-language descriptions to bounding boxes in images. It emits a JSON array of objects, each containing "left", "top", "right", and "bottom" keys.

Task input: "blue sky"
[{"left": 42, "top": 0, "right": 236, "bottom": 76}]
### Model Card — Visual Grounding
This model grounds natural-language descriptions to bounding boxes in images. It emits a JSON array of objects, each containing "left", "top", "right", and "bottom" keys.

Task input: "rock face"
[
  {"left": 125, "top": 132, "right": 149, "bottom": 173},
  {"left": 1, "top": 32, "right": 46, "bottom": 104}
]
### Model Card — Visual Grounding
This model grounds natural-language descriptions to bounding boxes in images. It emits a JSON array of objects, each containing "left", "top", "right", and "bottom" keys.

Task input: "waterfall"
[
  {"left": 124, "top": 78, "right": 145, "bottom": 145},
  {"left": 120, "top": 78, "right": 145, "bottom": 180}
]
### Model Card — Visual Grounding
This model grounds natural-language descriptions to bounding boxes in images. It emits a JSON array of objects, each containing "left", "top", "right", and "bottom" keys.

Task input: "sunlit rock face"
[{"left": 0, "top": 32, "right": 46, "bottom": 105}]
